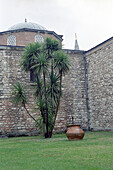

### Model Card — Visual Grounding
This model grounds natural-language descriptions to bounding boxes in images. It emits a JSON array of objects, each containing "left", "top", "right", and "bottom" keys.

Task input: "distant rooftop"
[{"left": 8, "top": 20, "right": 46, "bottom": 31}]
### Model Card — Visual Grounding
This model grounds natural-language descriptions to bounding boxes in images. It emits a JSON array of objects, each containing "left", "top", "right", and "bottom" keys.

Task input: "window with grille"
[
  {"left": 35, "top": 34, "right": 44, "bottom": 43},
  {"left": 30, "top": 69, "right": 37, "bottom": 82},
  {"left": 7, "top": 35, "right": 16, "bottom": 46}
]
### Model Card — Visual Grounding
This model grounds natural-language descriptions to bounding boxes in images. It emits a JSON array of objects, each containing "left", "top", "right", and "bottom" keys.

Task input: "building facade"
[{"left": 0, "top": 21, "right": 113, "bottom": 136}]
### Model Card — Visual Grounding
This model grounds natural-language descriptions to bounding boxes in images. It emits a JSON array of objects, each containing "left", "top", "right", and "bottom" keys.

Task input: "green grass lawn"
[{"left": 0, "top": 131, "right": 113, "bottom": 170}]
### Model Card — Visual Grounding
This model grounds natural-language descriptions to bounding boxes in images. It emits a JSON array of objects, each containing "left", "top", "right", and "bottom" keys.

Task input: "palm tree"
[
  {"left": 31, "top": 52, "right": 49, "bottom": 137},
  {"left": 21, "top": 42, "right": 41, "bottom": 71},
  {"left": 45, "top": 37, "right": 61, "bottom": 55},
  {"left": 21, "top": 42, "right": 50, "bottom": 137},
  {"left": 53, "top": 50, "right": 70, "bottom": 126},
  {"left": 12, "top": 82, "right": 36, "bottom": 121},
  {"left": 21, "top": 42, "right": 43, "bottom": 104},
  {"left": 19, "top": 38, "right": 70, "bottom": 138}
]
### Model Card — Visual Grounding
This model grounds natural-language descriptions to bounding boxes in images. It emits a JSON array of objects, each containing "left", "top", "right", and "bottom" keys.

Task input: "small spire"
[
  {"left": 74, "top": 33, "right": 79, "bottom": 50},
  {"left": 75, "top": 33, "right": 77, "bottom": 40},
  {"left": 25, "top": 18, "right": 27, "bottom": 23}
]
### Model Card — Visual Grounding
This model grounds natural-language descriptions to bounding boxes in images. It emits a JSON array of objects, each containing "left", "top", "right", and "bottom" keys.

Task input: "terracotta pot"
[{"left": 66, "top": 125, "right": 85, "bottom": 141}]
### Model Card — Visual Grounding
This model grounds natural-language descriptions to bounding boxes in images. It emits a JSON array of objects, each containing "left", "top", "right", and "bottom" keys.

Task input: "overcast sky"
[{"left": 0, "top": 0, "right": 113, "bottom": 50}]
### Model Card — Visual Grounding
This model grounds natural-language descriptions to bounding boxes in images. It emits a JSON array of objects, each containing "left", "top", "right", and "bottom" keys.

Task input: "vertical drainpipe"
[{"left": 83, "top": 52, "right": 90, "bottom": 130}]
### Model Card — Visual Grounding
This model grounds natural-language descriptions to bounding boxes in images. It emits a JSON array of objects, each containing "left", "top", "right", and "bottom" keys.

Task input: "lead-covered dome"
[
  {"left": 0, "top": 20, "right": 63, "bottom": 47},
  {"left": 8, "top": 21, "right": 46, "bottom": 31}
]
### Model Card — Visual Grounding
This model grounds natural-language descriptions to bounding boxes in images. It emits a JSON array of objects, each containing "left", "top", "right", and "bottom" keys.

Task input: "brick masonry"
[{"left": 0, "top": 31, "right": 61, "bottom": 46}]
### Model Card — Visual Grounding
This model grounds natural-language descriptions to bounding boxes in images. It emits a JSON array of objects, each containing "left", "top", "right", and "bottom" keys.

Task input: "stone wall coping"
[
  {"left": 0, "top": 45, "right": 24, "bottom": 50},
  {"left": 86, "top": 36, "right": 113, "bottom": 56},
  {"left": 0, "top": 46, "right": 85, "bottom": 55},
  {"left": 64, "top": 49, "right": 85, "bottom": 54}
]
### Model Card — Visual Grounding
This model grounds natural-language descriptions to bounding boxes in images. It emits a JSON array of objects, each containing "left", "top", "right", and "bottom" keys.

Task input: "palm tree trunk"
[
  {"left": 23, "top": 103, "right": 36, "bottom": 121},
  {"left": 52, "top": 71, "right": 62, "bottom": 131},
  {"left": 43, "top": 70, "right": 49, "bottom": 138},
  {"left": 36, "top": 75, "right": 46, "bottom": 125},
  {"left": 50, "top": 59, "right": 54, "bottom": 115},
  {"left": 36, "top": 75, "right": 42, "bottom": 99}
]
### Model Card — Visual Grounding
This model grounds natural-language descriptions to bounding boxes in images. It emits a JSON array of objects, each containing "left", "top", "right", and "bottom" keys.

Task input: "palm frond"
[
  {"left": 12, "top": 82, "right": 26, "bottom": 106},
  {"left": 54, "top": 50, "right": 70, "bottom": 75},
  {"left": 20, "top": 42, "right": 41, "bottom": 72}
]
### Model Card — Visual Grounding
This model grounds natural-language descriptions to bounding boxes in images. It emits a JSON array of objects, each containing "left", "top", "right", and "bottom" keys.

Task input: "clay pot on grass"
[{"left": 66, "top": 125, "right": 85, "bottom": 141}]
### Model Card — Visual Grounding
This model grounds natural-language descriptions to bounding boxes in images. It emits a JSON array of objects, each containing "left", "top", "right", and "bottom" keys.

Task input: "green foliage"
[
  {"left": 35, "top": 78, "right": 43, "bottom": 97},
  {"left": 48, "top": 72, "right": 60, "bottom": 103},
  {"left": 12, "top": 82, "right": 36, "bottom": 121},
  {"left": 35, "top": 116, "right": 46, "bottom": 135},
  {"left": 20, "top": 42, "right": 41, "bottom": 72},
  {"left": 54, "top": 50, "right": 70, "bottom": 75},
  {"left": 31, "top": 52, "right": 49, "bottom": 74},
  {"left": 12, "top": 82, "right": 26, "bottom": 106},
  {"left": 20, "top": 37, "right": 70, "bottom": 138},
  {"left": 45, "top": 37, "right": 61, "bottom": 53}
]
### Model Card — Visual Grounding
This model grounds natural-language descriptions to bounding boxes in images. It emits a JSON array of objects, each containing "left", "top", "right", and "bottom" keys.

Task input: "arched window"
[
  {"left": 7, "top": 35, "right": 16, "bottom": 46},
  {"left": 35, "top": 34, "right": 44, "bottom": 43}
]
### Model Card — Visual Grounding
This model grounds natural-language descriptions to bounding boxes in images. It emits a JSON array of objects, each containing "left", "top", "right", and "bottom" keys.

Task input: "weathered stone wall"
[
  {"left": 86, "top": 39, "right": 113, "bottom": 130},
  {"left": 1, "top": 38, "right": 113, "bottom": 136},
  {"left": 62, "top": 50, "right": 88, "bottom": 129},
  {"left": 0, "top": 46, "right": 39, "bottom": 136},
  {"left": 0, "top": 46, "right": 88, "bottom": 136},
  {"left": 54, "top": 50, "right": 88, "bottom": 131}
]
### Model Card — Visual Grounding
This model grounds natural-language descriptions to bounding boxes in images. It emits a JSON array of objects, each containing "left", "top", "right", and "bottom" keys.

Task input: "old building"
[
  {"left": 0, "top": 20, "right": 63, "bottom": 46},
  {"left": 0, "top": 21, "right": 113, "bottom": 136}
]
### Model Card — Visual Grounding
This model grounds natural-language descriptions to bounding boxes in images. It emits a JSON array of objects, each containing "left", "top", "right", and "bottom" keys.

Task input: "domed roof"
[{"left": 8, "top": 21, "right": 46, "bottom": 31}]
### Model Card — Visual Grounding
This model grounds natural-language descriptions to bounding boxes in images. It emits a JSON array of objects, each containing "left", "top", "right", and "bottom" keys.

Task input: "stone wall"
[
  {"left": 62, "top": 50, "right": 88, "bottom": 129},
  {"left": 0, "top": 46, "right": 39, "bottom": 136},
  {"left": 0, "top": 46, "right": 88, "bottom": 136},
  {"left": 54, "top": 50, "right": 88, "bottom": 131},
  {"left": 1, "top": 37, "right": 113, "bottom": 136},
  {"left": 86, "top": 39, "right": 113, "bottom": 130}
]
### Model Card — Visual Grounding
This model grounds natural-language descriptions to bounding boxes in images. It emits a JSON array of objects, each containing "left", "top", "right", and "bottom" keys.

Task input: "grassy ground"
[{"left": 0, "top": 131, "right": 113, "bottom": 170}]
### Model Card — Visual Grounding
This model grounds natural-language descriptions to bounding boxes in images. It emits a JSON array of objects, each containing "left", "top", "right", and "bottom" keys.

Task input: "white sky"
[{"left": 0, "top": 0, "right": 113, "bottom": 50}]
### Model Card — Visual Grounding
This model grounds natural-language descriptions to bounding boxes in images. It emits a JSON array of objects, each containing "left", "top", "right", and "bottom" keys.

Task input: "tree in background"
[{"left": 12, "top": 37, "right": 69, "bottom": 138}]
